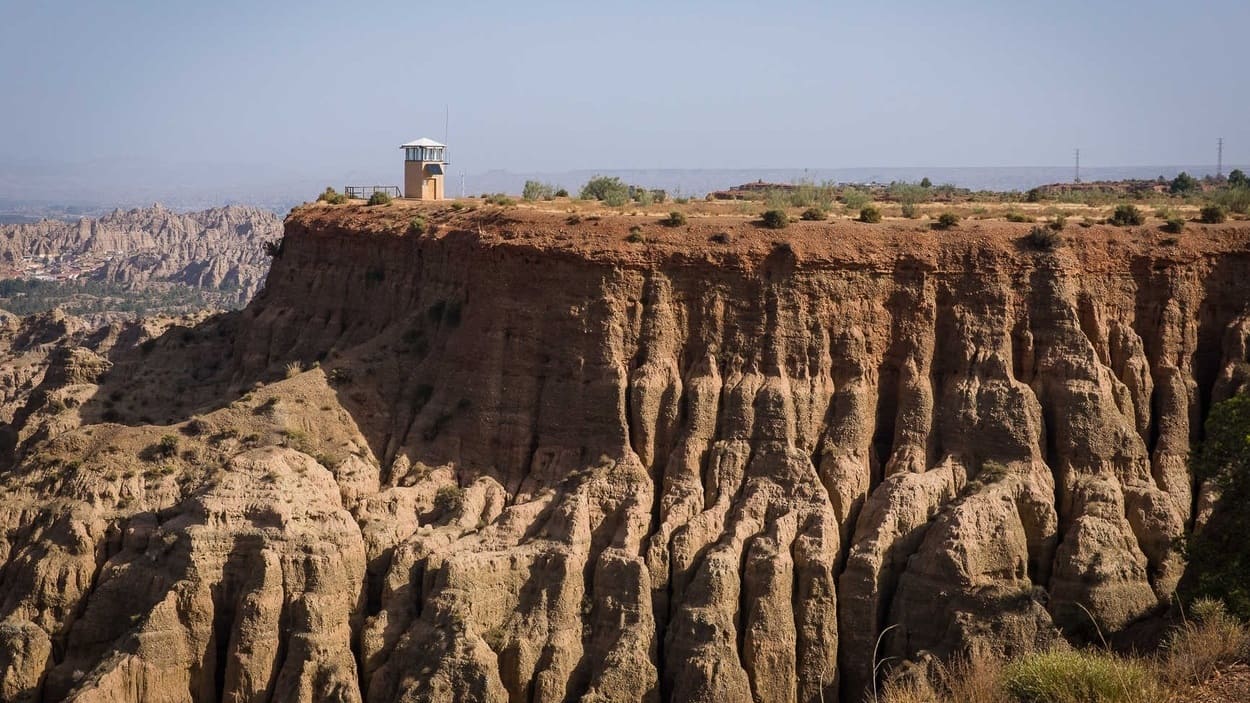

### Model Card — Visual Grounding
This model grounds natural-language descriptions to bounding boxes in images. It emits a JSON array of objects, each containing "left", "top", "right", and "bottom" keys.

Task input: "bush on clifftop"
[
  {"left": 317, "top": 187, "right": 349, "bottom": 205},
  {"left": 760, "top": 209, "right": 789, "bottom": 229},
  {"left": 522, "top": 180, "right": 555, "bottom": 201},
  {"left": 934, "top": 212, "right": 960, "bottom": 230},
  {"left": 660, "top": 211, "right": 687, "bottom": 227},
  {"left": 1200, "top": 203, "right": 1228, "bottom": 224},
  {"left": 580, "top": 176, "right": 630, "bottom": 206},
  {"left": 1109, "top": 204, "right": 1145, "bottom": 226},
  {"left": 1162, "top": 217, "right": 1186, "bottom": 234},
  {"left": 1026, "top": 225, "right": 1063, "bottom": 250}
]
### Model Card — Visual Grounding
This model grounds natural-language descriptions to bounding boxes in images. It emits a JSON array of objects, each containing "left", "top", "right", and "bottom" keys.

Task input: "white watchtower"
[{"left": 400, "top": 138, "right": 447, "bottom": 200}]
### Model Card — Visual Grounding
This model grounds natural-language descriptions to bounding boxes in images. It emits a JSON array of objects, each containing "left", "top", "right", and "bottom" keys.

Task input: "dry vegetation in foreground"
[{"left": 880, "top": 598, "right": 1250, "bottom": 703}]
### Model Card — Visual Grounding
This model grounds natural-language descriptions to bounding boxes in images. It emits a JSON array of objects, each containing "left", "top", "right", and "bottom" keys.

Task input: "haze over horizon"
[{"left": 2, "top": 0, "right": 1247, "bottom": 205}]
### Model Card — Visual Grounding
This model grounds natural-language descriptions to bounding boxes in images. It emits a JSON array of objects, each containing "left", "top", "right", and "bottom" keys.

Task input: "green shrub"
[
  {"left": 1051, "top": 214, "right": 1067, "bottom": 231},
  {"left": 367, "top": 191, "right": 392, "bottom": 206},
  {"left": 1182, "top": 394, "right": 1250, "bottom": 618},
  {"left": 1002, "top": 649, "right": 1159, "bottom": 703},
  {"left": 1170, "top": 171, "right": 1200, "bottom": 195},
  {"left": 434, "top": 484, "right": 466, "bottom": 515},
  {"left": 1109, "top": 204, "right": 1145, "bottom": 226},
  {"left": 317, "top": 187, "right": 349, "bottom": 205},
  {"left": 1230, "top": 169, "right": 1248, "bottom": 188},
  {"left": 626, "top": 226, "right": 645, "bottom": 243},
  {"left": 660, "top": 211, "right": 686, "bottom": 227},
  {"left": 408, "top": 216, "right": 427, "bottom": 235},
  {"left": 934, "top": 212, "right": 960, "bottom": 230},
  {"left": 154, "top": 434, "right": 179, "bottom": 459},
  {"left": 1200, "top": 203, "right": 1228, "bottom": 224},
  {"left": 484, "top": 193, "right": 515, "bottom": 206},
  {"left": 1212, "top": 187, "right": 1250, "bottom": 214},
  {"left": 772, "top": 181, "right": 837, "bottom": 209},
  {"left": 920, "top": 176, "right": 932, "bottom": 188},
  {"left": 522, "top": 180, "right": 554, "bottom": 201},
  {"left": 554, "top": 187, "right": 569, "bottom": 198},
  {"left": 889, "top": 182, "right": 930, "bottom": 209},
  {"left": 800, "top": 207, "right": 827, "bottom": 221},
  {"left": 900, "top": 202, "right": 919, "bottom": 219},
  {"left": 760, "top": 209, "right": 789, "bottom": 229},
  {"left": 763, "top": 188, "right": 791, "bottom": 210},
  {"left": 858, "top": 205, "right": 882, "bottom": 223},
  {"left": 1026, "top": 225, "right": 1063, "bottom": 251},
  {"left": 841, "top": 187, "right": 872, "bottom": 210},
  {"left": 1005, "top": 211, "right": 1035, "bottom": 223},
  {"left": 1162, "top": 217, "right": 1185, "bottom": 234},
  {"left": 580, "top": 176, "right": 630, "bottom": 204}
]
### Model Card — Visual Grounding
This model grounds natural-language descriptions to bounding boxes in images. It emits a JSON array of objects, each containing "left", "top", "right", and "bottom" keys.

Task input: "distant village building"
[{"left": 400, "top": 138, "right": 447, "bottom": 200}]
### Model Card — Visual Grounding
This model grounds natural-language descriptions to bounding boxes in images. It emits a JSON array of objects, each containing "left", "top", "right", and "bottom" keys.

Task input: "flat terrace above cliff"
[{"left": 288, "top": 198, "right": 1250, "bottom": 273}]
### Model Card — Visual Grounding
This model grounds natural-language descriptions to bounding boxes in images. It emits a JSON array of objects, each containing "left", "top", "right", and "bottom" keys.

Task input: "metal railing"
[{"left": 344, "top": 185, "right": 402, "bottom": 200}]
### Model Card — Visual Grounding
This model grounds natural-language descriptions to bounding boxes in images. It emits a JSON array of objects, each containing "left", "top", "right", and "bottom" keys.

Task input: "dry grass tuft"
[
  {"left": 1161, "top": 598, "right": 1250, "bottom": 687},
  {"left": 935, "top": 649, "right": 1009, "bottom": 703},
  {"left": 882, "top": 674, "right": 941, "bottom": 703},
  {"left": 883, "top": 649, "right": 1008, "bottom": 703}
]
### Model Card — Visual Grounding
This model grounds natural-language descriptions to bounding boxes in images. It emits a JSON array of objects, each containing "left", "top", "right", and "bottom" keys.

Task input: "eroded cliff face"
[{"left": 1, "top": 203, "right": 1249, "bottom": 703}]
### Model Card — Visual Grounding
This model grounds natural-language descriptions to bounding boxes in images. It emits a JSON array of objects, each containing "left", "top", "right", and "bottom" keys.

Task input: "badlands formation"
[
  {"left": 0, "top": 205, "right": 280, "bottom": 318},
  {"left": 0, "top": 200, "right": 1248, "bottom": 702}
]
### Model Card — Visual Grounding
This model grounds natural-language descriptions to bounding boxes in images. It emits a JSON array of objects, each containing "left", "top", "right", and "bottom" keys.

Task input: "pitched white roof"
[{"left": 400, "top": 138, "right": 445, "bottom": 148}]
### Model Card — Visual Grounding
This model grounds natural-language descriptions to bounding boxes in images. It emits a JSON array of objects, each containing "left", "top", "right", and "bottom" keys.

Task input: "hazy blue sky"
[{"left": 1, "top": 0, "right": 1247, "bottom": 199}]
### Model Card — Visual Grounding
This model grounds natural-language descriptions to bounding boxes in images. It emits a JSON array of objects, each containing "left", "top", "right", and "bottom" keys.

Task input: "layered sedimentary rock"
[{"left": 0, "top": 202, "right": 1248, "bottom": 702}]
